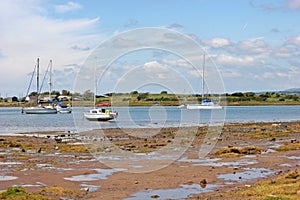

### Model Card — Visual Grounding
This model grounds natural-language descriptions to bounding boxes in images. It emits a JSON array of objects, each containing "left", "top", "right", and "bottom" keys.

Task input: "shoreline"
[
  {"left": 1, "top": 102, "right": 300, "bottom": 107},
  {"left": 0, "top": 121, "right": 300, "bottom": 199}
]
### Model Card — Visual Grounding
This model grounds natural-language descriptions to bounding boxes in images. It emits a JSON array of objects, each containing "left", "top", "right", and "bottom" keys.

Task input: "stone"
[
  {"left": 200, "top": 179, "right": 207, "bottom": 188},
  {"left": 150, "top": 194, "right": 160, "bottom": 198}
]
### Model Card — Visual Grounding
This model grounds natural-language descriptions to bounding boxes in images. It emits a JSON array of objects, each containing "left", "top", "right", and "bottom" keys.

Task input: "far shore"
[{"left": 1, "top": 101, "right": 300, "bottom": 107}]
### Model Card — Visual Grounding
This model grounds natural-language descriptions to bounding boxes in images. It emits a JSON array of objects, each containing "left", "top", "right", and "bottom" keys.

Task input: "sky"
[{"left": 1, "top": 0, "right": 300, "bottom": 97}]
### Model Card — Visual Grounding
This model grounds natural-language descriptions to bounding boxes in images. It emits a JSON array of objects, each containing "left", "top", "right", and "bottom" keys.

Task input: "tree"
[
  {"left": 72, "top": 92, "right": 81, "bottom": 98},
  {"left": 82, "top": 90, "right": 94, "bottom": 101},
  {"left": 137, "top": 93, "right": 148, "bottom": 101},
  {"left": 51, "top": 91, "right": 60, "bottom": 97},
  {"left": 231, "top": 92, "right": 244, "bottom": 97},
  {"left": 245, "top": 92, "right": 255, "bottom": 97},
  {"left": 29, "top": 92, "right": 38, "bottom": 96},
  {"left": 161, "top": 91, "right": 168, "bottom": 94},
  {"left": 131, "top": 91, "right": 138, "bottom": 95},
  {"left": 61, "top": 90, "right": 71, "bottom": 96}
]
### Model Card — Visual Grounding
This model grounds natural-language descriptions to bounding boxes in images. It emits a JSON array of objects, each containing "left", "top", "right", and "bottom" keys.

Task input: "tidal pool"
[
  {"left": 178, "top": 157, "right": 258, "bottom": 167},
  {"left": 217, "top": 167, "right": 274, "bottom": 182},
  {"left": 124, "top": 183, "right": 217, "bottom": 200},
  {"left": 64, "top": 168, "right": 126, "bottom": 181},
  {"left": 0, "top": 175, "right": 18, "bottom": 181}
]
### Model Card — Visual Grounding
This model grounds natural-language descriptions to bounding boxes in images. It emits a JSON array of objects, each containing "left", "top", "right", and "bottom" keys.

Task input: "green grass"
[
  {"left": 243, "top": 131, "right": 290, "bottom": 139},
  {"left": 230, "top": 170, "right": 300, "bottom": 200},
  {"left": 0, "top": 186, "right": 86, "bottom": 200},
  {"left": 214, "top": 146, "right": 265, "bottom": 158},
  {"left": 0, "top": 186, "right": 46, "bottom": 200},
  {"left": 273, "top": 142, "right": 300, "bottom": 151}
]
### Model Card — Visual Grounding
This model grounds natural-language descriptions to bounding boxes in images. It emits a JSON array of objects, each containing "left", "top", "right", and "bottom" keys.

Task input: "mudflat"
[{"left": 0, "top": 121, "right": 299, "bottom": 199}]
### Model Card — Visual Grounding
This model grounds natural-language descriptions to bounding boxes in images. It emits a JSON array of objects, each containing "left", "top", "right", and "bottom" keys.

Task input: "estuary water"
[{"left": 0, "top": 106, "right": 300, "bottom": 134}]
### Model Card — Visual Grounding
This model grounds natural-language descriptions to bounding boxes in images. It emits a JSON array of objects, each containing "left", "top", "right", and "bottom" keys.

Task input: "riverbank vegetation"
[
  {"left": 73, "top": 91, "right": 300, "bottom": 106},
  {"left": 2, "top": 90, "right": 300, "bottom": 107}
]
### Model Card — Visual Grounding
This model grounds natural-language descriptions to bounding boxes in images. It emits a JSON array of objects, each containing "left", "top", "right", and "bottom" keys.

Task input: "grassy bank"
[{"left": 2, "top": 92, "right": 300, "bottom": 107}]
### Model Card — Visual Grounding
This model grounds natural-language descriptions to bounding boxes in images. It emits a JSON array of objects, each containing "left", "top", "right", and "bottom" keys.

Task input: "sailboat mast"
[
  {"left": 202, "top": 53, "right": 205, "bottom": 101},
  {"left": 94, "top": 69, "right": 97, "bottom": 109},
  {"left": 49, "top": 60, "right": 52, "bottom": 100},
  {"left": 37, "top": 58, "right": 39, "bottom": 95}
]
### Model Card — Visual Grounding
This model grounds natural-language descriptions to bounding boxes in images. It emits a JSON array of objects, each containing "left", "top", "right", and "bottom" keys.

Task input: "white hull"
[
  {"left": 56, "top": 105, "right": 72, "bottom": 113},
  {"left": 177, "top": 104, "right": 187, "bottom": 109},
  {"left": 23, "top": 106, "right": 57, "bottom": 114},
  {"left": 187, "top": 104, "right": 222, "bottom": 110},
  {"left": 57, "top": 108, "right": 72, "bottom": 113},
  {"left": 84, "top": 108, "right": 118, "bottom": 121}
]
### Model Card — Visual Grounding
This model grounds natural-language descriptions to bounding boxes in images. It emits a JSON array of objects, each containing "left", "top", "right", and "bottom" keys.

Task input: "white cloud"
[
  {"left": 272, "top": 46, "right": 294, "bottom": 58},
  {"left": 286, "top": 0, "right": 300, "bottom": 9},
  {"left": 221, "top": 70, "right": 242, "bottom": 78},
  {"left": 237, "top": 38, "right": 269, "bottom": 54},
  {"left": 203, "top": 37, "right": 230, "bottom": 48},
  {"left": 251, "top": 0, "right": 300, "bottom": 12},
  {"left": 161, "top": 58, "right": 191, "bottom": 68},
  {"left": 286, "top": 34, "right": 300, "bottom": 46},
  {"left": 112, "top": 37, "right": 143, "bottom": 48},
  {"left": 215, "top": 54, "right": 256, "bottom": 66},
  {"left": 143, "top": 61, "right": 170, "bottom": 72},
  {"left": 54, "top": 1, "right": 82, "bottom": 13},
  {"left": 262, "top": 72, "right": 275, "bottom": 79},
  {"left": 168, "top": 23, "right": 184, "bottom": 31},
  {"left": 187, "top": 69, "right": 202, "bottom": 78},
  {"left": 0, "top": 1, "right": 102, "bottom": 96}
]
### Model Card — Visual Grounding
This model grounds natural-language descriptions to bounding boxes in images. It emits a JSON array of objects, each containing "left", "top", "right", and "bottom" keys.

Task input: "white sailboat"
[
  {"left": 186, "top": 54, "right": 222, "bottom": 110},
  {"left": 56, "top": 103, "right": 72, "bottom": 114},
  {"left": 84, "top": 74, "right": 118, "bottom": 121},
  {"left": 22, "top": 58, "right": 57, "bottom": 114}
]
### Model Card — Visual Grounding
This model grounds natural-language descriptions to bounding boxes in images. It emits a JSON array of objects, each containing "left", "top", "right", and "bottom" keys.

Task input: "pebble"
[
  {"left": 150, "top": 194, "right": 160, "bottom": 198},
  {"left": 200, "top": 179, "right": 207, "bottom": 188}
]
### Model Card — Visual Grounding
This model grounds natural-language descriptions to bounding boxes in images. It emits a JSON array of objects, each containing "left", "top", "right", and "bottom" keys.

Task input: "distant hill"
[
  {"left": 280, "top": 88, "right": 300, "bottom": 94},
  {"left": 255, "top": 88, "right": 300, "bottom": 95}
]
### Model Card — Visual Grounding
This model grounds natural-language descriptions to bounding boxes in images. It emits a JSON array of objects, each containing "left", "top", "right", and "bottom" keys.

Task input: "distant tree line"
[
  {"left": 225, "top": 92, "right": 299, "bottom": 102},
  {"left": 2, "top": 90, "right": 300, "bottom": 104}
]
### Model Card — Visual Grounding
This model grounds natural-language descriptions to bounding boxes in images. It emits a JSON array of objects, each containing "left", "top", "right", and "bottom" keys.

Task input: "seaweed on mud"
[{"left": 214, "top": 146, "right": 265, "bottom": 158}]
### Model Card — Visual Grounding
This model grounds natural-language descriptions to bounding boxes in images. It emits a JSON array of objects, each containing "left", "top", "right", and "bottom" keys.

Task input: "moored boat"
[
  {"left": 56, "top": 103, "right": 72, "bottom": 114},
  {"left": 84, "top": 73, "right": 119, "bottom": 121},
  {"left": 22, "top": 105, "right": 57, "bottom": 114},
  {"left": 23, "top": 58, "right": 57, "bottom": 114},
  {"left": 186, "top": 54, "right": 222, "bottom": 110},
  {"left": 84, "top": 108, "right": 118, "bottom": 121},
  {"left": 96, "top": 102, "right": 111, "bottom": 107}
]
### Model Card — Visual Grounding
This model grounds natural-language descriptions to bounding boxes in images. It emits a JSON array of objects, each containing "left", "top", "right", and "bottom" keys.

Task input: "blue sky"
[{"left": 1, "top": 0, "right": 300, "bottom": 97}]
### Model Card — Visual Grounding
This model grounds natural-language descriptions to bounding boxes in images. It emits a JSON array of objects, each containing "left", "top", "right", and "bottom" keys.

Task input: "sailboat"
[
  {"left": 186, "top": 54, "right": 222, "bottom": 110},
  {"left": 22, "top": 58, "right": 57, "bottom": 114},
  {"left": 84, "top": 74, "right": 118, "bottom": 121},
  {"left": 56, "top": 103, "right": 72, "bottom": 114}
]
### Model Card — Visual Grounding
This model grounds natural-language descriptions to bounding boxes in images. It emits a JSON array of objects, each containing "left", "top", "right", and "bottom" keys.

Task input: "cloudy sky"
[{"left": 1, "top": 0, "right": 300, "bottom": 97}]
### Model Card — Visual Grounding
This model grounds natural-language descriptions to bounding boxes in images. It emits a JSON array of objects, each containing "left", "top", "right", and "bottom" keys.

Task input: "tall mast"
[
  {"left": 37, "top": 58, "right": 39, "bottom": 95},
  {"left": 94, "top": 68, "right": 97, "bottom": 109},
  {"left": 202, "top": 53, "right": 205, "bottom": 101},
  {"left": 49, "top": 60, "right": 52, "bottom": 100}
]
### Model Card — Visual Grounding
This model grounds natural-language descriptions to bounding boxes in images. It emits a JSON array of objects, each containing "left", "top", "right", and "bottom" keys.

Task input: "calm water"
[{"left": 0, "top": 106, "right": 300, "bottom": 134}]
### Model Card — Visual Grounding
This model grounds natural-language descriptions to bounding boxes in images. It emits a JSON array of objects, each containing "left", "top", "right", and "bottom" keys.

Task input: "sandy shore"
[{"left": 0, "top": 121, "right": 299, "bottom": 199}]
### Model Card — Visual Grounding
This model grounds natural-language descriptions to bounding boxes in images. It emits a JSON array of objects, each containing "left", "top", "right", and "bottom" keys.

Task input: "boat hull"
[
  {"left": 186, "top": 104, "right": 222, "bottom": 110},
  {"left": 84, "top": 113, "right": 116, "bottom": 121},
  {"left": 56, "top": 107, "right": 72, "bottom": 114},
  {"left": 23, "top": 107, "right": 57, "bottom": 114},
  {"left": 58, "top": 109, "right": 72, "bottom": 114}
]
